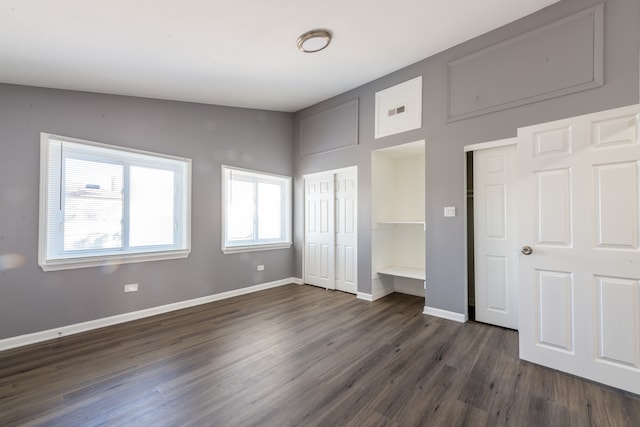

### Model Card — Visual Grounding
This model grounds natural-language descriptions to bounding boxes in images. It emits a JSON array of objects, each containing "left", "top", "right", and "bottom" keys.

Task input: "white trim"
[
  {"left": 423, "top": 306, "right": 468, "bottom": 323},
  {"left": 222, "top": 242, "right": 292, "bottom": 255},
  {"left": 40, "top": 249, "right": 191, "bottom": 272},
  {"left": 464, "top": 137, "right": 517, "bottom": 152},
  {"left": 291, "top": 277, "right": 303, "bottom": 285},
  {"left": 0, "top": 278, "right": 296, "bottom": 352},
  {"left": 42, "top": 132, "right": 192, "bottom": 162},
  {"left": 357, "top": 292, "right": 373, "bottom": 302},
  {"left": 377, "top": 266, "right": 426, "bottom": 281}
]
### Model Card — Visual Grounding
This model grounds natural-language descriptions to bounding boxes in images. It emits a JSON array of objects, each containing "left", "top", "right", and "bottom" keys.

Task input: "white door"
[
  {"left": 474, "top": 143, "right": 518, "bottom": 329},
  {"left": 304, "top": 173, "right": 335, "bottom": 289},
  {"left": 335, "top": 170, "right": 358, "bottom": 294},
  {"left": 518, "top": 104, "right": 640, "bottom": 394}
]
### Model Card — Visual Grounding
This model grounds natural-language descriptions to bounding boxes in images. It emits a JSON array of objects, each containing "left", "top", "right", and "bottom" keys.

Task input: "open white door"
[
  {"left": 304, "top": 173, "right": 335, "bottom": 289},
  {"left": 474, "top": 143, "right": 518, "bottom": 329},
  {"left": 335, "top": 170, "right": 358, "bottom": 294},
  {"left": 518, "top": 104, "right": 640, "bottom": 394}
]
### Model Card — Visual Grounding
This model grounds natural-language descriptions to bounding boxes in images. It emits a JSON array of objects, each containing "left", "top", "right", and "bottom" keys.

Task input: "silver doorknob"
[{"left": 521, "top": 246, "right": 533, "bottom": 255}]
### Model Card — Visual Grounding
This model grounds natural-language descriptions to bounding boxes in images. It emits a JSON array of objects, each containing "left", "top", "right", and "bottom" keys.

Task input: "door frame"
[
  {"left": 464, "top": 137, "right": 517, "bottom": 324},
  {"left": 302, "top": 166, "right": 358, "bottom": 293}
]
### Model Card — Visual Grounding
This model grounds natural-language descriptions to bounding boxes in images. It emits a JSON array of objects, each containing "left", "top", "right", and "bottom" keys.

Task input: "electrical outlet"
[
  {"left": 124, "top": 283, "right": 138, "bottom": 293},
  {"left": 444, "top": 206, "right": 456, "bottom": 217},
  {"left": 257, "top": 265, "right": 265, "bottom": 271}
]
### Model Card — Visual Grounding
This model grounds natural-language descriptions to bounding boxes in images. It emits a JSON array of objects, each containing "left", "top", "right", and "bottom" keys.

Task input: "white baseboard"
[
  {"left": 357, "top": 292, "right": 373, "bottom": 301},
  {"left": 291, "top": 277, "right": 303, "bottom": 285},
  {"left": 0, "top": 277, "right": 296, "bottom": 352},
  {"left": 357, "top": 288, "right": 395, "bottom": 302},
  {"left": 423, "top": 306, "right": 468, "bottom": 323}
]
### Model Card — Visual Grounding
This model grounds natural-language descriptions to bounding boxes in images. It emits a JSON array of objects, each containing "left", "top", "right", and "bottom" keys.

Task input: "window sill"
[
  {"left": 222, "top": 242, "right": 292, "bottom": 255},
  {"left": 39, "top": 249, "right": 191, "bottom": 272}
]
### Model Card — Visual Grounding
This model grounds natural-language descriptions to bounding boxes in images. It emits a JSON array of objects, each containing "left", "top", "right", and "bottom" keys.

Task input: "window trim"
[
  {"left": 38, "top": 133, "right": 192, "bottom": 271},
  {"left": 221, "top": 165, "right": 292, "bottom": 254}
]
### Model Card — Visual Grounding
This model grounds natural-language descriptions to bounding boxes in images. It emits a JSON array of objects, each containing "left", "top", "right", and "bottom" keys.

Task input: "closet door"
[
  {"left": 474, "top": 143, "right": 518, "bottom": 329},
  {"left": 335, "top": 170, "right": 357, "bottom": 294},
  {"left": 304, "top": 174, "right": 335, "bottom": 289}
]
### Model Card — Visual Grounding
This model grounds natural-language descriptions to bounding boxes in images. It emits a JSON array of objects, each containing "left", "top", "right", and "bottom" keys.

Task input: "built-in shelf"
[
  {"left": 377, "top": 220, "right": 424, "bottom": 225},
  {"left": 376, "top": 221, "right": 425, "bottom": 231},
  {"left": 377, "top": 266, "right": 426, "bottom": 281},
  {"left": 372, "top": 140, "right": 426, "bottom": 298}
]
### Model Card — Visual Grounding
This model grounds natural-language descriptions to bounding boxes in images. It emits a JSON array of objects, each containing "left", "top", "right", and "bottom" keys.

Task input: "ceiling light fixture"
[{"left": 297, "top": 29, "right": 332, "bottom": 53}]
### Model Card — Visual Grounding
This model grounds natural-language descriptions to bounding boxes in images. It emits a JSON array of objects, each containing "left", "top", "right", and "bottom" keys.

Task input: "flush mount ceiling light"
[{"left": 297, "top": 29, "right": 332, "bottom": 53}]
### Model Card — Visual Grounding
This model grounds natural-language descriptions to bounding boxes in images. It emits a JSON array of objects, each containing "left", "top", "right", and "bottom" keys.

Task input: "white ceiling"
[{"left": 0, "top": 0, "right": 559, "bottom": 112}]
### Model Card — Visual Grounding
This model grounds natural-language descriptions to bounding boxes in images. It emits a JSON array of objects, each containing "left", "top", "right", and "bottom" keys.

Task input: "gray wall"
[
  {"left": 0, "top": 84, "right": 294, "bottom": 339},
  {"left": 293, "top": 0, "right": 640, "bottom": 313},
  {"left": 1, "top": 0, "right": 638, "bottom": 341}
]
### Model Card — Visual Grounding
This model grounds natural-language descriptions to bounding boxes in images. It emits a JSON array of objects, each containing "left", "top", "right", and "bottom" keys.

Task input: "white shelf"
[
  {"left": 377, "top": 266, "right": 426, "bottom": 281},
  {"left": 377, "top": 220, "right": 424, "bottom": 225}
]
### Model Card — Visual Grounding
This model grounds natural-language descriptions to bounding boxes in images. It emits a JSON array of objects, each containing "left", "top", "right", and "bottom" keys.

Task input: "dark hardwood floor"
[{"left": 1, "top": 284, "right": 639, "bottom": 426}]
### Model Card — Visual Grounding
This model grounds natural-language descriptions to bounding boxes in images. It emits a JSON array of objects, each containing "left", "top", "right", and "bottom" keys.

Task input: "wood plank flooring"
[{"left": 1, "top": 284, "right": 639, "bottom": 426}]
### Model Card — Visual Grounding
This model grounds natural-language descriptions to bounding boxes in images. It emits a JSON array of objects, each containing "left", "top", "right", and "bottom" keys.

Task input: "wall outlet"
[
  {"left": 444, "top": 206, "right": 456, "bottom": 217},
  {"left": 124, "top": 283, "right": 139, "bottom": 293},
  {"left": 257, "top": 265, "right": 265, "bottom": 271}
]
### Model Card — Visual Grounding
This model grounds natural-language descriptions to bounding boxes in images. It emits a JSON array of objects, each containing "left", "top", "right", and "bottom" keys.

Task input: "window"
[
  {"left": 222, "top": 165, "right": 291, "bottom": 254},
  {"left": 39, "top": 133, "right": 191, "bottom": 271}
]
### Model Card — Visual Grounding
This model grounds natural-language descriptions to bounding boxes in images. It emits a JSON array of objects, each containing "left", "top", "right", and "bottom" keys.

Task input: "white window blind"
[{"left": 39, "top": 133, "right": 191, "bottom": 271}]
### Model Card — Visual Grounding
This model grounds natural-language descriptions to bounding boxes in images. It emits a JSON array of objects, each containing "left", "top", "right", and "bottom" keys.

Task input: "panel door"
[
  {"left": 518, "top": 104, "right": 640, "bottom": 394},
  {"left": 304, "top": 174, "right": 335, "bottom": 289},
  {"left": 474, "top": 143, "right": 518, "bottom": 329},
  {"left": 335, "top": 170, "right": 358, "bottom": 294}
]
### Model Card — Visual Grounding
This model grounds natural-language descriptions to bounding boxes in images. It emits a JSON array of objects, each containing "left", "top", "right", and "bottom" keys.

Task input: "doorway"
[
  {"left": 464, "top": 104, "right": 640, "bottom": 395},
  {"left": 465, "top": 138, "right": 518, "bottom": 330},
  {"left": 517, "top": 104, "right": 640, "bottom": 395}
]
